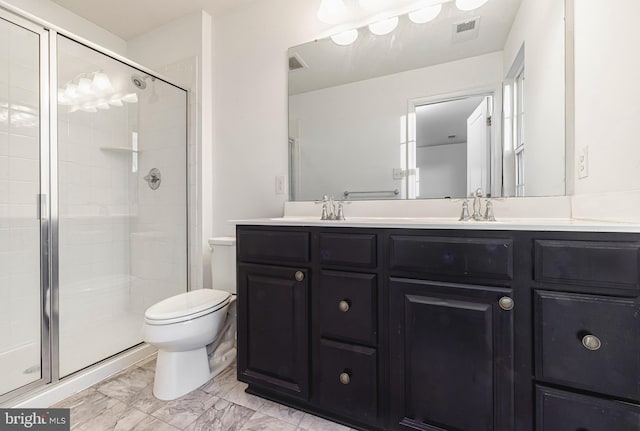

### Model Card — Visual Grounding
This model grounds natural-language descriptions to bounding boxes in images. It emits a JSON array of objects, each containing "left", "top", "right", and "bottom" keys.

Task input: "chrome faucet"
[
  {"left": 460, "top": 188, "right": 496, "bottom": 222},
  {"left": 317, "top": 195, "right": 346, "bottom": 220},
  {"left": 472, "top": 188, "right": 484, "bottom": 221}
]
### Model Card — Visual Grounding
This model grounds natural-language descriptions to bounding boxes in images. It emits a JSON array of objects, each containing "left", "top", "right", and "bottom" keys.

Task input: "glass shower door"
[
  {"left": 56, "top": 36, "right": 188, "bottom": 377},
  {"left": 0, "top": 14, "right": 48, "bottom": 398}
]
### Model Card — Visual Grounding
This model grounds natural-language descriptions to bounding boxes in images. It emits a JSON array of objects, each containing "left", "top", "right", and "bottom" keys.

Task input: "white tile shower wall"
[
  {"left": 0, "top": 20, "right": 41, "bottom": 357},
  {"left": 57, "top": 106, "right": 132, "bottom": 319},
  {"left": 129, "top": 75, "right": 188, "bottom": 312}
]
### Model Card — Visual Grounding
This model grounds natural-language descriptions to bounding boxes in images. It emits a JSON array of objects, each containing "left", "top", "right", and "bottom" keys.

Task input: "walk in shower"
[{"left": 0, "top": 7, "right": 188, "bottom": 402}]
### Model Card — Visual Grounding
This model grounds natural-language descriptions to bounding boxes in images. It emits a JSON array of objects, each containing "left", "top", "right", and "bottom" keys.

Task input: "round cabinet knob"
[
  {"left": 339, "top": 372, "right": 351, "bottom": 385},
  {"left": 338, "top": 300, "right": 350, "bottom": 313},
  {"left": 582, "top": 334, "right": 602, "bottom": 351},
  {"left": 499, "top": 296, "right": 514, "bottom": 311},
  {"left": 294, "top": 271, "right": 304, "bottom": 282}
]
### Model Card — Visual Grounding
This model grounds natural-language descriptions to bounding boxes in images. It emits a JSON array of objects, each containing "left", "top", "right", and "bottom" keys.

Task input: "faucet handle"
[
  {"left": 484, "top": 200, "right": 496, "bottom": 222},
  {"left": 475, "top": 188, "right": 484, "bottom": 198},
  {"left": 459, "top": 200, "right": 471, "bottom": 221},
  {"left": 335, "top": 202, "right": 346, "bottom": 221}
]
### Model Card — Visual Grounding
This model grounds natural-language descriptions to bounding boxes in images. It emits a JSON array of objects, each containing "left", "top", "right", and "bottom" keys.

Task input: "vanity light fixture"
[
  {"left": 369, "top": 16, "right": 399, "bottom": 36},
  {"left": 317, "top": 0, "right": 347, "bottom": 24},
  {"left": 92, "top": 71, "right": 114, "bottom": 94},
  {"left": 331, "top": 28, "right": 359, "bottom": 45},
  {"left": 408, "top": 4, "right": 442, "bottom": 24},
  {"left": 59, "top": 71, "right": 134, "bottom": 112},
  {"left": 455, "top": 0, "right": 489, "bottom": 11}
]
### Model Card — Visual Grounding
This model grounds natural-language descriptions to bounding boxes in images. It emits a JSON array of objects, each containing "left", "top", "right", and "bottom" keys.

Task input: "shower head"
[{"left": 131, "top": 74, "right": 151, "bottom": 89}]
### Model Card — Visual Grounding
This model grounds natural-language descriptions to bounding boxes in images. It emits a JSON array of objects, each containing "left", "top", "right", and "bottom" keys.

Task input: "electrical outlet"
[
  {"left": 275, "top": 175, "right": 285, "bottom": 194},
  {"left": 578, "top": 146, "right": 589, "bottom": 179}
]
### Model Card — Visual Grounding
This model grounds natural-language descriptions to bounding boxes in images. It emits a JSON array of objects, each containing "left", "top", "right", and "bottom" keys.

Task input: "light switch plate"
[
  {"left": 275, "top": 175, "right": 285, "bottom": 194},
  {"left": 578, "top": 146, "right": 588, "bottom": 179}
]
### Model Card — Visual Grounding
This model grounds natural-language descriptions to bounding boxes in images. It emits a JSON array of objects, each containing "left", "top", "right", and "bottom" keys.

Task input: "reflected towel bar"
[{"left": 343, "top": 189, "right": 400, "bottom": 198}]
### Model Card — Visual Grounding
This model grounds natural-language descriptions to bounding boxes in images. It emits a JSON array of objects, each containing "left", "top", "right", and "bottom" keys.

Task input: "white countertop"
[{"left": 232, "top": 216, "right": 640, "bottom": 232}]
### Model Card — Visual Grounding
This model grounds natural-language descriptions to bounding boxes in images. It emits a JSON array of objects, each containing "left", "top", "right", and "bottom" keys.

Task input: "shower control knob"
[{"left": 295, "top": 271, "right": 304, "bottom": 282}]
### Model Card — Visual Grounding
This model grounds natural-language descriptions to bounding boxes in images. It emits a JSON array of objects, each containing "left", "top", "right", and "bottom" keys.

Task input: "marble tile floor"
[{"left": 54, "top": 355, "right": 357, "bottom": 431}]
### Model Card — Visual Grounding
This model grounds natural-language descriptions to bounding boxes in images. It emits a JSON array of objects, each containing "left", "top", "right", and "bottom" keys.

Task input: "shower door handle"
[{"left": 37, "top": 194, "right": 48, "bottom": 220}]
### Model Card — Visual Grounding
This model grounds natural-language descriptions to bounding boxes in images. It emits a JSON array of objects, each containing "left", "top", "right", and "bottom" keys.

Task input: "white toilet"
[{"left": 143, "top": 237, "right": 237, "bottom": 400}]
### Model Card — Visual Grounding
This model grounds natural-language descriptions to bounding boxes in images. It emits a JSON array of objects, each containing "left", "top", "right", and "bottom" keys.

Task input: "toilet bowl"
[{"left": 143, "top": 237, "right": 237, "bottom": 400}]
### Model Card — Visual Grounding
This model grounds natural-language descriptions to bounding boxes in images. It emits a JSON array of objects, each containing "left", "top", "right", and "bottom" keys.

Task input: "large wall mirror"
[{"left": 288, "top": 0, "right": 566, "bottom": 201}]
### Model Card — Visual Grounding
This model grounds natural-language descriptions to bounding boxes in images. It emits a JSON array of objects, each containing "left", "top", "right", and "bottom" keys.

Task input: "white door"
[{"left": 466, "top": 97, "right": 491, "bottom": 196}]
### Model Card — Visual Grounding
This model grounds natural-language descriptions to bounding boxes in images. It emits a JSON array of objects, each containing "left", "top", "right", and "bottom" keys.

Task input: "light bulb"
[
  {"left": 79, "top": 102, "right": 97, "bottom": 113},
  {"left": 455, "top": 0, "right": 489, "bottom": 11},
  {"left": 317, "top": 0, "right": 347, "bottom": 24},
  {"left": 92, "top": 71, "right": 114, "bottom": 94},
  {"left": 64, "top": 83, "right": 78, "bottom": 100},
  {"left": 409, "top": 4, "right": 442, "bottom": 24},
  {"left": 78, "top": 77, "right": 93, "bottom": 95},
  {"left": 330, "top": 29, "right": 359, "bottom": 46},
  {"left": 96, "top": 100, "right": 110, "bottom": 110},
  {"left": 121, "top": 93, "right": 138, "bottom": 103},
  {"left": 57, "top": 89, "right": 72, "bottom": 105},
  {"left": 108, "top": 95, "right": 124, "bottom": 107},
  {"left": 368, "top": 16, "right": 399, "bottom": 36}
]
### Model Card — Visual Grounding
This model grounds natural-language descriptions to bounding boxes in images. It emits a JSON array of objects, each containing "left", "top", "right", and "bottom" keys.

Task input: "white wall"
[
  {"left": 503, "top": 0, "right": 565, "bottom": 197},
  {"left": 128, "top": 11, "right": 212, "bottom": 289},
  {"left": 1, "top": 0, "right": 126, "bottom": 55},
  {"left": 417, "top": 143, "right": 467, "bottom": 199},
  {"left": 289, "top": 52, "right": 503, "bottom": 201},
  {"left": 573, "top": 0, "right": 640, "bottom": 196},
  {"left": 211, "top": 0, "right": 326, "bottom": 237}
]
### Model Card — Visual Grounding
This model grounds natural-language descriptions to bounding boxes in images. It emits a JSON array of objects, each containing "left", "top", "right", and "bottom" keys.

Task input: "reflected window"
[{"left": 513, "top": 68, "right": 525, "bottom": 196}]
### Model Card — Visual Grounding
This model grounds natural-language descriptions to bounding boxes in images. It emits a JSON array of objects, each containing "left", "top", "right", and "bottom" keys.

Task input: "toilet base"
[{"left": 153, "top": 347, "right": 211, "bottom": 400}]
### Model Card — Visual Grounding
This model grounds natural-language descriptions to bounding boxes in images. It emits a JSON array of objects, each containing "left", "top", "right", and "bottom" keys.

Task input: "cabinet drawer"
[
  {"left": 536, "top": 386, "right": 640, "bottom": 431},
  {"left": 237, "top": 229, "right": 310, "bottom": 263},
  {"left": 389, "top": 235, "right": 513, "bottom": 280},
  {"left": 318, "top": 339, "right": 377, "bottom": 423},
  {"left": 534, "top": 290, "right": 640, "bottom": 400},
  {"left": 319, "top": 233, "right": 377, "bottom": 268},
  {"left": 319, "top": 271, "right": 377, "bottom": 346},
  {"left": 534, "top": 240, "right": 640, "bottom": 289}
]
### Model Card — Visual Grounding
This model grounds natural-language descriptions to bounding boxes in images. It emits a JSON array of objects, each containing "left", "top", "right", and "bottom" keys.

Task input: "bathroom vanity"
[{"left": 235, "top": 220, "right": 640, "bottom": 431}]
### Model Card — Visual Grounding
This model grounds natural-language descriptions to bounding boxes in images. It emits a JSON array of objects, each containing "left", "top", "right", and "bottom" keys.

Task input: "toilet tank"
[{"left": 208, "top": 237, "right": 237, "bottom": 294}]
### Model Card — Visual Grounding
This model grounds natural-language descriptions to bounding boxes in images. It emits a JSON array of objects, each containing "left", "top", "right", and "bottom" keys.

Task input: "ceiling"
[
  {"left": 50, "top": 0, "right": 261, "bottom": 39},
  {"left": 416, "top": 95, "right": 487, "bottom": 147}
]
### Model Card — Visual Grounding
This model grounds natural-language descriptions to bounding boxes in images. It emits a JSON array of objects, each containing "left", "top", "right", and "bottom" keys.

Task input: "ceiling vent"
[
  {"left": 452, "top": 17, "right": 480, "bottom": 43},
  {"left": 288, "top": 53, "right": 308, "bottom": 72}
]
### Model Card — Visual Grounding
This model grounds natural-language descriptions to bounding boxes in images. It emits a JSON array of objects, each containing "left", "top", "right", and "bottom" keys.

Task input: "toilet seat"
[{"left": 145, "top": 289, "right": 231, "bottom": 325}]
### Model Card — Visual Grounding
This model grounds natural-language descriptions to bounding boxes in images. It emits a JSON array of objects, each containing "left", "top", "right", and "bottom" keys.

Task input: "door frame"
[
  {"left": 407, "top": 84, "right": 503, "bottom": 199},
  {"left": 0, "top": 7, "right": 51, "bottom": 404}
]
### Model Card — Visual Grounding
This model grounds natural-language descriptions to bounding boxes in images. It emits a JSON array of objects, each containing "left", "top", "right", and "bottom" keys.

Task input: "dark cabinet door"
[
  {"left": 389, "top": 278, "right": 514, "bottom": 431},
  {"left": 237, "top": 263, "right": 309, "bottom": 400}
]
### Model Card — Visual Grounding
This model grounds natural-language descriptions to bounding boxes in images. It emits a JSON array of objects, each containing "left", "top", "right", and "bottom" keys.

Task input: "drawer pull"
[
  {"left": 582, "top": 334, "right": 602, "bottom": 351},
  {"left": 338, "top": 299, "right": 350, "bottom": 313},
  {"left": 339, "top": 372, "right": 351, "bottom": 385},
  {"left": 499, "top": 296, "right": 514, "bottom": 311},
  {"left": 295, "top": 271, "right": 304, "bottom": 282}
]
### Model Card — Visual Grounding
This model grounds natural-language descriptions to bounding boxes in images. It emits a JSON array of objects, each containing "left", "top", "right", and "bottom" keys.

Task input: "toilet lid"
[{"left": 145, "top": 289, "right": 231, "bottom": 322}]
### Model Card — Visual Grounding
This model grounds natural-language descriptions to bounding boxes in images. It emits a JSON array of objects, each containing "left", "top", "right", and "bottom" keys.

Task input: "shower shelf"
[{"left": 99, "top": 146, "right": 143, "bottom": 153}]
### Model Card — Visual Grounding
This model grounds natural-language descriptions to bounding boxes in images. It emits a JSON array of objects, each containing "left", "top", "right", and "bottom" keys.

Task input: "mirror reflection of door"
[{"left": 415, "top": 94, "right": 493, "bottom": 199}]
